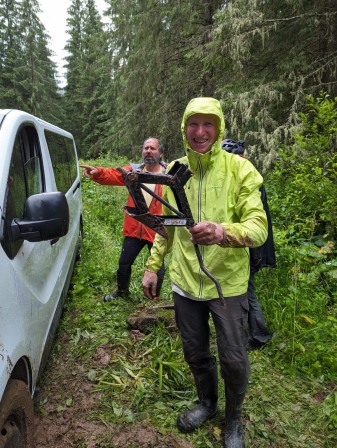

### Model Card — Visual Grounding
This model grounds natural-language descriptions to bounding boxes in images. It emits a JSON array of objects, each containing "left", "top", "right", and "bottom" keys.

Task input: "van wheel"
[{"left": 0, "top": 379, "right": 34, "bottom": 448}]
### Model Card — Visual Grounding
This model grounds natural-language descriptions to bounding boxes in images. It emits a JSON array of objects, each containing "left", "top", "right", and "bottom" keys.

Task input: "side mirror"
[{"left": 10, "top": 192, "right": 69, "bottom": 242}]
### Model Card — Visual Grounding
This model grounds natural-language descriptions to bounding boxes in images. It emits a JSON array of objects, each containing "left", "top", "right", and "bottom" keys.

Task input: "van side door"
[{"left": 1, "top": 123, "right": 68, "bottom": 385}]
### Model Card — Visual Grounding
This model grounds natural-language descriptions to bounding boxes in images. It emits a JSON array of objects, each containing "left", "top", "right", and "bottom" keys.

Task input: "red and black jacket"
[{"left": 91, "top": 162, "right": 167, "bottom": 243}]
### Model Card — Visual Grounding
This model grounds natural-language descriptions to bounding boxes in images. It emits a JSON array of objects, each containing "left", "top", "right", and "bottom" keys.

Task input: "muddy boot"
[
  {"left": 104, "top": 272, "right": 131, "bottom": 302},
  {"left": 177, "top": 364, "right": 218, "bottom": 433},
  {"left": 153, "top": 275, "right": 164, "bottom": 300},
  {"left": 224, "top": 383, "right": 247, "bottom": 448}
]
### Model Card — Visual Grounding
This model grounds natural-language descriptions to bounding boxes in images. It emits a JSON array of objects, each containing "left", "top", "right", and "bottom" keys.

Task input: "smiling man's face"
[{"left": 186, "top": 114, "right": 219, "bottom": 154}]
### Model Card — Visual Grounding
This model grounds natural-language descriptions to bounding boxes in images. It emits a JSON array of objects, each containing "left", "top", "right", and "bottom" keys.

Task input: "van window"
[
  {"left": 44, "top": 131, "right": 77, "bottom": 193},
  {"left": 1, "top": 125, "right": 44, "bottom": 259}
]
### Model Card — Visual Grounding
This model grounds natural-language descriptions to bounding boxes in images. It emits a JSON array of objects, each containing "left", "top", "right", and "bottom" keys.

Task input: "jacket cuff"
[{"left": 216, "top": 225, "right": 227, "bottom": 247}]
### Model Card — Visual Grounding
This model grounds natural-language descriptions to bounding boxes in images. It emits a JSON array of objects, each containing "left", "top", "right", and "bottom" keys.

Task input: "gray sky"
[{"left": 38, "top": 0, "right": 108, "bottom": 87}]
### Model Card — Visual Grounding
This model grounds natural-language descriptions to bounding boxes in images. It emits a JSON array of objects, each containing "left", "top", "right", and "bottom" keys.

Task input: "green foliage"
[
  {"left": 103, "top": 0, "right": 223, "bottom": 160},
  {"left": 3, "top": 0, "right": 337, "bottom": 169},
  {"left": 267, "top": 92, "right": 337, "bottom": 242},
  {"left": 210, "top": 0, "right": 337, "bottom": 172},
  {"left": 257, "top": 92, "right": 337, "bottom": 436},
  {"left": 257, "top": 239, "right": 337, "bottom": 374}
]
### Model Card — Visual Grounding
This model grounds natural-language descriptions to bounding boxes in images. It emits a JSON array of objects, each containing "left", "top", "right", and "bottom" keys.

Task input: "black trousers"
[
  {"left": 118, "top": 236, "right": 165, "bottom": 277},
  {"left": 247, "top": 273, "right": 271, "bottom": 343},
  {"left": 173, "top": 292, "right": 251, "bottom": 386}
]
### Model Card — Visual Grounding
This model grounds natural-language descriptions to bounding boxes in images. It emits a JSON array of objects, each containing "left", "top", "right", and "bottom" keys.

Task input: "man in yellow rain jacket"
[{"left": 143, "top": 97, "right": 268, "bottom": 448}]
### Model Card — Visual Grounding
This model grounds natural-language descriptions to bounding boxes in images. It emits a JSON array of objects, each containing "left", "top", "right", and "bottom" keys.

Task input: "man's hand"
[
  {"left": 189, "top": 221, "right": 224, "bottom": 245},
  {"left": 142, "top": 270, "right": 158, "bottom": 299},
  {"left": 79, "top": 164, "right": 98, "bottom": 178}
]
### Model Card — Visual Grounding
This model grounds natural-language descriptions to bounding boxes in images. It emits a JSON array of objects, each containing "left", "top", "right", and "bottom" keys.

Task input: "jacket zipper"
[{"left": 197, "top": 159, "right": 204, "bottom": 298}]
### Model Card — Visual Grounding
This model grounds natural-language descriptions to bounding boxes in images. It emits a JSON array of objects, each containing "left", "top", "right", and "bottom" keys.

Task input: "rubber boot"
[
  {"left": 224, "top": 383, "right": 247, "bottom": 448},
  {"left": 104, "top": 272, "right": 131, "bottom": 302},
  {"left": 177, "top": 364, "right": 218, "bottom": 433},
  {"left": 153, "top": 275, "right": 164, "bottom": 300}
]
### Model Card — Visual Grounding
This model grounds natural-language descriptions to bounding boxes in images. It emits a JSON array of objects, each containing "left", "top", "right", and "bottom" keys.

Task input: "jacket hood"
[{"left": 181, "top": 97, "right": 225, "bottom": 157}]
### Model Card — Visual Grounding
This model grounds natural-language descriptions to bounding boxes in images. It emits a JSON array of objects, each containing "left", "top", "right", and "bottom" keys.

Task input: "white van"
[{"left": 0, "top": 109, "right": 83, "bottom": 447}]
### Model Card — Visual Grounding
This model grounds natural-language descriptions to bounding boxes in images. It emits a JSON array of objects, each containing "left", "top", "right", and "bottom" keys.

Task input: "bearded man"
[{"left": 81, "top": 137, "right": 166, "bottom": 301}]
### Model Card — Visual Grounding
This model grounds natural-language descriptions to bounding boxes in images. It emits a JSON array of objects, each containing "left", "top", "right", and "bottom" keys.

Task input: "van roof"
[{"left": 0, "top": 109, "right": 74, "bottom": 139}]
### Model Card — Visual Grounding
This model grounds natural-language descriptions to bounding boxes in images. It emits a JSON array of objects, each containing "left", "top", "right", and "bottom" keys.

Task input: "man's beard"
[{"left": 142, "top": 153, "right": 161, "bottom": 165}]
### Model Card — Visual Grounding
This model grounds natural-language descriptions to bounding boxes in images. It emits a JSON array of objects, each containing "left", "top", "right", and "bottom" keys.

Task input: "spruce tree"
[
  {"left": 104, "top": 0, "right": 222, "bottom": 160},
  {"left": 211, "top": 0, "right": 337, "bottom": 171},
  {"left": 63, "top": 0, "right": 337, "bottom": 165},
  {"left": 0, "top": 0, "right": 25, "bottom": 108},
  {"left": 0, "top": 0, "right": 62, "bottom": 122},
  {"left": 64, "top": 0, "right": 112, "bottom": 157},
  {"left": 64, "top": 0, "right": 84, "bottom": 137},
  {"left": 80, "top": 0, "right": 112, "bottom": 157}
]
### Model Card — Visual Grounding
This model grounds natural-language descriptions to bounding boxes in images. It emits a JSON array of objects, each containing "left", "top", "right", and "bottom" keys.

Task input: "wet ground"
[{"left": 33, "top": 332, "right": 194, "bottom": 448}]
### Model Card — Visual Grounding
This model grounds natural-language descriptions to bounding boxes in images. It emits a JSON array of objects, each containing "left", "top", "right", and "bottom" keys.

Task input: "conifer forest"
[
  {"left": 1, "top": 1, "right": 337, "bottom": 447},
  {"left": 1, "top": 0, "right": 336, "bottom": 167}
]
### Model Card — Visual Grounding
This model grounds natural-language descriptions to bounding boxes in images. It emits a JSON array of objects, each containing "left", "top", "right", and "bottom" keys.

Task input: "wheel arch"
[{"left": 10, "top": 357, "right": 33, "bottom": 395}]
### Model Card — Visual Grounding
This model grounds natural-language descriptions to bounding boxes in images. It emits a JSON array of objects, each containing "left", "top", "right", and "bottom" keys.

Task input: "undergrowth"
[{"left": 39, "top": 149, "right": 336, "bottom": 447}]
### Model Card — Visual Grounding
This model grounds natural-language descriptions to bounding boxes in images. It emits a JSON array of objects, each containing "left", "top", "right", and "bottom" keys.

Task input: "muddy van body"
[{"left": 0, "top": 109, "right": 82, "bottom": 447}]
